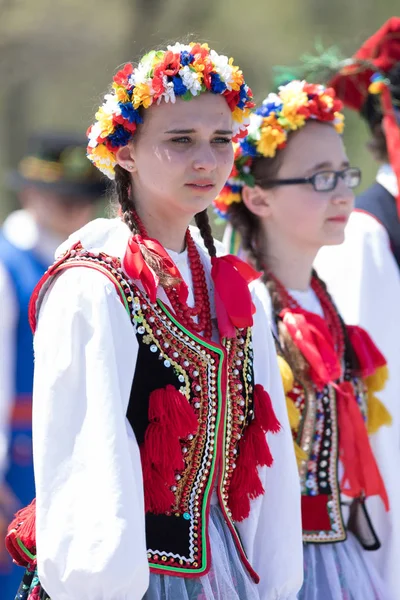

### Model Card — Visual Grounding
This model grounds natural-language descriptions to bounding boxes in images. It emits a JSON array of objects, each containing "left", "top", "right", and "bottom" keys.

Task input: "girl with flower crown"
[
  {"left": 216, "top": 80, "right": 392, "bottom": 599},
  {"left": 5, "top": 43, "right": 303, "bottom": 600}
]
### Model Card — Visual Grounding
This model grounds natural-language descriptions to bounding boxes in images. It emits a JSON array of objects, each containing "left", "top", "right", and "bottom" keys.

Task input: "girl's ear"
[
  {"left": 242, "top": 185, "right": 273, "bottom": 218},
  {"left": 115, "top": 145, "right": 136, "bottom": 172}
]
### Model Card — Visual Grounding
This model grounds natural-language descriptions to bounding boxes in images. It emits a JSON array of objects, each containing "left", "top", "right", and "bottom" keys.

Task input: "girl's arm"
[{"left": 33, "top": 267, "right": 149, "bottom": 600}]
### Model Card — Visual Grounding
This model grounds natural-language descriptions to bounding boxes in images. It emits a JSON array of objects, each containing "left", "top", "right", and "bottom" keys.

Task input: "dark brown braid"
[
  {"left": 194, "top": 209, "right": 217, "bottom": 258},
  {"left": 114, "top": 164, "right": 179, "bottom": 287}
]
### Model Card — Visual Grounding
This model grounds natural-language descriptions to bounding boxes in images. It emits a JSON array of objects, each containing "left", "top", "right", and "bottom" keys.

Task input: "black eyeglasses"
[{"left": 266, "top": 167, "right": 362, "bottom": 192}]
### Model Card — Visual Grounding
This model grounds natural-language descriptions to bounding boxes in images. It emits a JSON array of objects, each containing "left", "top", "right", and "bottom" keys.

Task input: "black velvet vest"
[{"left": 33, "top": 244, "right": 261, "bottom": 582}]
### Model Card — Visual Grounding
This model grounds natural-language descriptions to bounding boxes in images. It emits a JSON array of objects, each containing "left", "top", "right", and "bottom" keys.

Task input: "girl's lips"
[
  {"left": 327, "top": 215, "right": 348, "bottom": 223},
  {"left": 185, "top": 182, "right": 215, "bottom": 190}
]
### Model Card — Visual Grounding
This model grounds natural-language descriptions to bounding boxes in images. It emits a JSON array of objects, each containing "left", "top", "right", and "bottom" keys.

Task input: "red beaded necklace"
[
  {"left": 132, "top": 211, "right": 213, "bottom": 339},
  {"left": 266, "top": 270, "right": 345, "bottom": 361}
]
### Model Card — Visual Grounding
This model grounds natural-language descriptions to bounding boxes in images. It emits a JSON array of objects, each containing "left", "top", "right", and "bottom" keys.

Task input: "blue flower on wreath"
[
  {"left": 210, "top": 72, "right": 227, "bottom": 94},
  {"left": 107, "top": 125, "right": 132, "bottom": 148},
  {"left": 119, "top": 102, "right": 143, "bottom": 124},
  {"left": 180, "top": 50, "right": 194, "bottom": 66},
  {"left": 239, "top": 138, "right": 258, "bottom": 158},
  {"left": 256, "top": 99, "right": 283, "bottom": 118},
  {"left": 172, "top": 76, "right": 188, "bottom": 96},
  {"left": 237, "top": 83, "right": 249, "bottom": 109}
]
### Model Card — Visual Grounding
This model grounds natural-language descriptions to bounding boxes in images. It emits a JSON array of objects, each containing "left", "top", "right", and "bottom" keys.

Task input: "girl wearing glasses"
[{"left": 215, "top": 80, "right": 391, "bottom": 599}]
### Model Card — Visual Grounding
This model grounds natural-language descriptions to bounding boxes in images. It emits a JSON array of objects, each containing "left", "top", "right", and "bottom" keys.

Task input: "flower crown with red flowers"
[
  {"left": 86, "top": 42, "right": 255, "bottom": 179},
  {"left": 213, "top": 80, "right": 345, "bottom": 218}
]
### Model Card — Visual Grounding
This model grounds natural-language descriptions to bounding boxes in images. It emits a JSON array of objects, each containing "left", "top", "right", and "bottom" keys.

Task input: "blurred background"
[{"left": 0, "top": 0, "right": 398, "bottom": 229}]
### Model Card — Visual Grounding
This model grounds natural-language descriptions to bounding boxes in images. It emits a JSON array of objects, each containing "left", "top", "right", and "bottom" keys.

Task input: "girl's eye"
[
  {"left": 212, "top": 137, "right": 232, "bottom": 144},
  {"left": 170, "top": 137, "right": 191, "bottom": 143}
]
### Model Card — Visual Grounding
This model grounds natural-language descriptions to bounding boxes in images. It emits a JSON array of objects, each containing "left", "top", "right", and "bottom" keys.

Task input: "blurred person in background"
[
  {"left": 0, "top": 132, "right": 105, "bottom": 597},
  {"left": 307, "top": 18, "right": 400, "bottom": 599}
]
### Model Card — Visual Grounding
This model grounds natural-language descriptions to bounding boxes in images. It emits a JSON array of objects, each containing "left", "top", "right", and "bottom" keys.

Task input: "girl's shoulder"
[{"left": 56, "top": 217, "right": 131, "bottom": 260}]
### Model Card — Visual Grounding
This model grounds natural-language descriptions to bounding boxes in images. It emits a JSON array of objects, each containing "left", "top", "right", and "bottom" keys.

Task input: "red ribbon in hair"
[
  {"left": 211, "top": 255, "right": 260, "bottom": 339},
  {"left": 123, "top": 234, "right": 188, "bottom": 304}
]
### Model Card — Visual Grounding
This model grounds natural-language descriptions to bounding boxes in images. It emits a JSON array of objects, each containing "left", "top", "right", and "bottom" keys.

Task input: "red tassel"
[
  {"left": 140, "top": 386, "right": 198, "bottom": 515},
  {"left": 246, "top": 420, "right": 274, "bottom": 468},
  {"left": 148, "top": 385, "right": 198, "bottom": 438},
  {"left": 228, "top": 423, "right": 267, "bottom": 522},
  {"left": 229, "top": 488, "right": 251, "bottom": 522},
  {"left": 5, "top": 499, "right": 36, "bottom": 567},
  {"left": 346, "top": 325, "right": 387, "bottom": 378},
  {"left": 140, "top": 449, "right": 175, "bottom": 514},
  {"left": 254, "top": 384, "right": 281, "bottom": 433},
  {"left": 144, "top": 422, "right": 185, "bottom": 473}
]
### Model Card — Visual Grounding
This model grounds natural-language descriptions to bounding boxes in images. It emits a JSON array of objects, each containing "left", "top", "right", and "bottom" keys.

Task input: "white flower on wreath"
[
  {"left": 157, "top": 76, "right": 176, "bottom": 104},
  {"left": 167, "top": 42, "right": 191, "bottom": 54},
  {"left": 179, "top": 66, "right": 202, "bottom": 95},
  {"left": 209, "top": 50, "right": 233, "bottom": 88},
  {"left": 87, "top": 122, "right": 102, "bottom": 148}
]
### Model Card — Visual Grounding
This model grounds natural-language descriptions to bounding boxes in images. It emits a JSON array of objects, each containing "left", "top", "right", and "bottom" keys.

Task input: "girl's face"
[
  {"left": 245, "top": 121, "right": 355, "bottom": 254},
  {"left": 118, "top": 93, "right": 234, "bottom": 220}
]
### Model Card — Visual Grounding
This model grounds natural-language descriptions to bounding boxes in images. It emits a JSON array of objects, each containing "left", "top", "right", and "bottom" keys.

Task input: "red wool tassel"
[
  {"left": 148, "top": 385, "right": 198, "bottom": 438},
  {"left": 5, "top": 499, "right": 36, "bottom": 567},
  {"left": 140, "top": 386, "right": 198, "bottom": 515},
  {"left": 140, "top": 449, "right": 175, "bottom": 514},
  {"left": 246, "top": 420, "right": 274, "bottom": 468},
  {"left": 144, "top": 422, "right": 185, "bottom": 473},
  {"left": 254, "top": 384, "right": 281, "bottom": 433},
  {"left": 228, "top": 423, "right": 267, "bottom": 522}
]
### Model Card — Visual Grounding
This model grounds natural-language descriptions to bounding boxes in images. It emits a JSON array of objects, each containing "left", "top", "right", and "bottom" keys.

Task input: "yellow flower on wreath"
[
  {"left": 95, "top": 108, "right": 115, "bottom": 138},
  {"left": 132, "top": 83, "right": 153, "bottom": 109},
  {"left": 257, "top": 117, "right": 287, "bottom": 157}
]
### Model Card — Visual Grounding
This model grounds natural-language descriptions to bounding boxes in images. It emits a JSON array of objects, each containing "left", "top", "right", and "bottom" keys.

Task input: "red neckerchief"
[
  {"left": 276, "top": 276, "right": 388, "bottom": 510},
  {"left": 123, "top": 232, "right": 260, "bottom": 339}
]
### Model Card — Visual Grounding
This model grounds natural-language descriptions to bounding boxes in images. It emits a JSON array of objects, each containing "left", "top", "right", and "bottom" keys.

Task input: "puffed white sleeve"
[
  {"left": 33, "top": 267, "right": 149, "bottom": 600},
  {"left": 237, "top": 279, "right": 303, "bottom": 600},
  {"left": 0, "top": 263, "right": 17, "bottom": 481}
]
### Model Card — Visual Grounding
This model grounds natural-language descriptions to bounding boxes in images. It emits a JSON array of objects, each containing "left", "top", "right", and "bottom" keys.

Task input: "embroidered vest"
[
  {"left": 285, "top": 363, "right": 367, "bottom": 544},
  {"left": 26, "top": 243, "right": 278, "bottom": 582}
]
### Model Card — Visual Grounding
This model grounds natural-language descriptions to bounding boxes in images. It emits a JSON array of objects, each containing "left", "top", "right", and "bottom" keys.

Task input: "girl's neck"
[
  {"left": 134, "top": 205, "right": 189, "bottom": 253},
  {"left": 261, "top": 234, "right": 318, "bottom": 292}
]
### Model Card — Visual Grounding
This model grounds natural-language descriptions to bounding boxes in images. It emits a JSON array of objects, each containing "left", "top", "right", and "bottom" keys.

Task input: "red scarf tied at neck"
[
  {"left": 123, "top": 234, "right": 188, "bottom": 304},
  {"left": 123, "top": 232, "right": 260, "bottom": 339},
  {"left": 211, "top": 254, "right": 260, "bottom": 339},
  {"left": 280, "top": 304, "right": 388, "bottom": 510}
]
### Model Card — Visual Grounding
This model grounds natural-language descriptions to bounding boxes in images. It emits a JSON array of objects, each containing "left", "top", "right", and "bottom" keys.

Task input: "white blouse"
[{"left": 32, "top": 218, "right": 303, "bottom": 600}]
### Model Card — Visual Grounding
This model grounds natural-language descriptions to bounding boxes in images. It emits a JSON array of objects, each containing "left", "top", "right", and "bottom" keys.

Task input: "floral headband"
[
  {"left": 86, "top": 42, "right": 255, "bottom": 179},
  {"left": 213, "top": 80, "right": 345, "bottom": 218}
]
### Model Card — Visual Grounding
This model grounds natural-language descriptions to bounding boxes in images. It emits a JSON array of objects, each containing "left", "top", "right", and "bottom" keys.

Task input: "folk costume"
[
  {"left": 215, "top": 81, "right": 391, "bottom": 599},
  {"left": 6, "top": 45, "right": 303, "bottom": 600}
]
